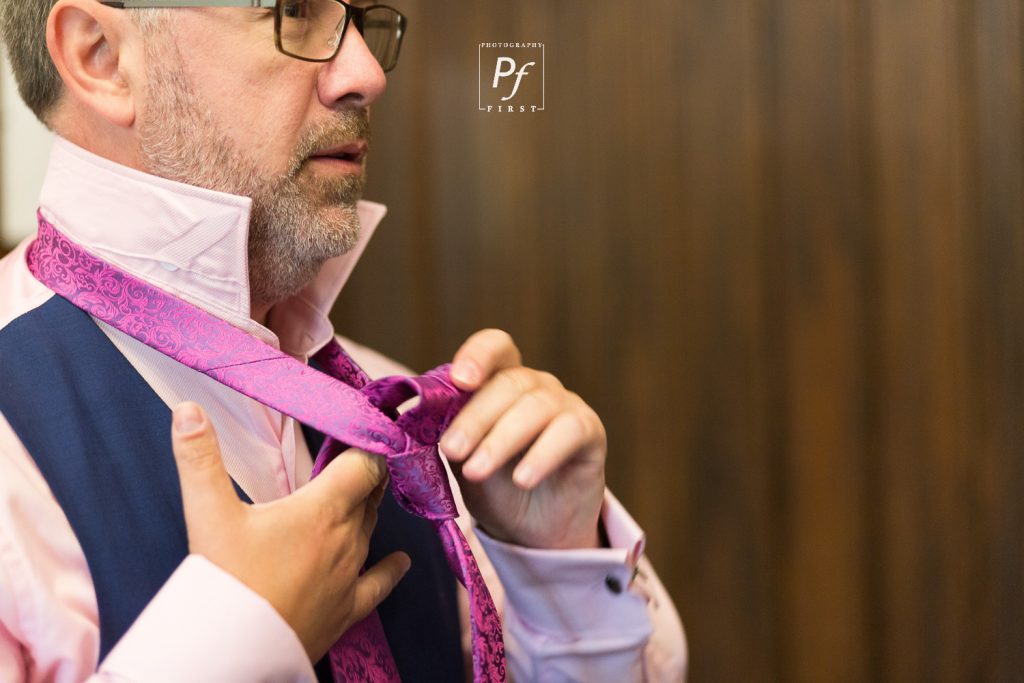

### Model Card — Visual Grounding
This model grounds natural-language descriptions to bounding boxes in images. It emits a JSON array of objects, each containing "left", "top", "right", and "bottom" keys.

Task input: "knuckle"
[
  {"left": 565, "top": 390, "right": 586, "bottom": 408},
  {"left": 536, "top": 370, "right": 563, "bottom": 389},
  {"left": 314, "top": 497, "right": 350, "bottom": 532},
  {"left": 175, "top": 430, "right": 221, "bottom": 462},
  {"left": 567, "top": 407, "right": 598, "bottom": 441},
  {"left": 362, "top": 574, "right": 386, "bottom": 606},
  {"left": 173, "top": 430, "right": 205, "bottom": 456},
  {"left": 356, "top": 569, "right": 385, "bottom": 606},
  {"left": 525, "top": 386, "right": 560, "bottom": 413},
  {"left": 566, "top": 410, "right": 589, "bottom": 439},
  {"left": 499, "top": 366, "right": 535, "bottom": 393},
  {"left": 178, "top": 440, "right": 220, "bottom": 469}
]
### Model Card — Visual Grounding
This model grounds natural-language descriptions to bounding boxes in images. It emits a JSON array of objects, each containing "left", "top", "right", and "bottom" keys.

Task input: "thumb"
[
  {"left": 171, "top": 402, "right": 240, "bottom": 530},
  {"left": 309, "top": 448, "right": 388, "bottom": 514}
]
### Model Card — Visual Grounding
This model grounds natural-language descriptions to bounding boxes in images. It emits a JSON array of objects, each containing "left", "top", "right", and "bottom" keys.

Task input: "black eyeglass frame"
[{"left": 97, "top": 0, "right": 407, "bottom": 70}]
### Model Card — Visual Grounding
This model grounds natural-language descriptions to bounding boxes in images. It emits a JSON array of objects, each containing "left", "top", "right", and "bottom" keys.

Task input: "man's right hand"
[{"left": 169, "top": 402, "right": 410, "bottom": 663}]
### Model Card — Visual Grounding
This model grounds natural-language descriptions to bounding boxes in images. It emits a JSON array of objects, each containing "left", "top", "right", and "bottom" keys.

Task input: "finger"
[
  {"left": 171, "top": 402, "right": 240, "bottom": 525},
  {"left": 349, "top": 552, "right": 412, "bottom": 622},
  {"left": 308, "top": 448, "right": 388, "bottom": 514},
  {"left": 450, "top": 328, "right": 522, "bottom": 390},
  {"left": 441, "top": 366, "right": 548, "bottom": 462},
  {"left": 511, "top": 408, "right": 606, "bottom": 490},
  {"left": 460, "top": 387, "right": 562, "bottom": 481}
]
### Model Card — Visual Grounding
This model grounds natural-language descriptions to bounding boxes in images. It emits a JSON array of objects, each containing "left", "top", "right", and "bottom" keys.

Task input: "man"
[{"left": 0, "top": 0, "right": 686, "bottom": 680}]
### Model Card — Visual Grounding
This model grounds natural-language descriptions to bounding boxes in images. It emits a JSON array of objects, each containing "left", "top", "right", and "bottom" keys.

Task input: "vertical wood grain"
[
  {"left": 870, "top": 2, "right": 982, "bottom": 679},
  {"left": 974, "top": 0, "right": 1024, "bottom": 678},
  {"left": 769, "top": 1, "right": 873, "bottom": 678}
]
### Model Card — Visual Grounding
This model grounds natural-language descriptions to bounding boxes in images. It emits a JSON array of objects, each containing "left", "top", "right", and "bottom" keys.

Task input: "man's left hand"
[{"left": 439, "top": 329, "right": 606, "bottom": 550}]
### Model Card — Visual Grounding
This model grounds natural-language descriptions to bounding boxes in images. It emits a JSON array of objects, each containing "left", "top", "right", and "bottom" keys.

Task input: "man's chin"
[
  {"left": 308, "top": 203, "right": 363, "bottom": 253},
  {"left": 317, "top": 200, "right": 361, "bottom": 224}
]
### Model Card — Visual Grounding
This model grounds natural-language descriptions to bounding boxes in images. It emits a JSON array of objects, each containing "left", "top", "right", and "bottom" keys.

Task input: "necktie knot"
[
  {"left": 361, "top": 366, "right": 469, "bottom": 520},
  {"left": 385, "top": 444, "right": 456, "bottom": 520}
]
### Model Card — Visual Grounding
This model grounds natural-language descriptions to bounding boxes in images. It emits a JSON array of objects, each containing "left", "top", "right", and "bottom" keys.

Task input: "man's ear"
[{"left": 46, "top": 0, "right": 139, "bottom": 128}]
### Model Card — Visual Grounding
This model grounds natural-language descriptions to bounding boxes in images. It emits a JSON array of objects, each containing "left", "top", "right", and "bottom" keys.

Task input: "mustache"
[{"left": 288, "top": 110, "right": 372, "bottom": 177}]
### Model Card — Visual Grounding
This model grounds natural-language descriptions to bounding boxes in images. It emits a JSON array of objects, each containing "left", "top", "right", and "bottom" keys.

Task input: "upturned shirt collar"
[{"left": 37, "top": 137, "right": 385, "bottom": 358}]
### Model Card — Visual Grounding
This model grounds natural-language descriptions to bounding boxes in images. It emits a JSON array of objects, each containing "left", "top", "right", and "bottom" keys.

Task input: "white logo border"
[{"left": 478, "top": 43, "right": 545, "bottom": 112}]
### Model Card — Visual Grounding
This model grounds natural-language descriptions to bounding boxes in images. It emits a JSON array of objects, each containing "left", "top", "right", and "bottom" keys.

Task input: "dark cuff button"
[{"left": 605, "top": 574, "right": 623, "bottom": 594}]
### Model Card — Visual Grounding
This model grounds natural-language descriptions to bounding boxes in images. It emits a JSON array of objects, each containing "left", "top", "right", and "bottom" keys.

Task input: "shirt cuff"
[
  {"left": 99, "top": 555, "right": 315, "bottom": 683},
  {"left": 474, "top": 490, "right": 653, "bottom": 643}
]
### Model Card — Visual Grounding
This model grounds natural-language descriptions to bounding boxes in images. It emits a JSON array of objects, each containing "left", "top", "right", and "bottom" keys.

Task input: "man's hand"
[
  {"left": 439, "top": 330, "right": 606, "bottom": 550},
  {"left": 170, "top": 402, "right": 410, "bottom": 663}
]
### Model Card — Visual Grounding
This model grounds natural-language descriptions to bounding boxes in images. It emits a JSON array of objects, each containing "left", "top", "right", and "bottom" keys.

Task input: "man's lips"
[{"left": 308, "top": 142, "right": 368, "bottom": 164}]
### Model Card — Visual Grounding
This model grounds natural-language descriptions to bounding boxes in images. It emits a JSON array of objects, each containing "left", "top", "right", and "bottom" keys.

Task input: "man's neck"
[{"left": 250, "top": 302, "right": 271, "bottom": 327}]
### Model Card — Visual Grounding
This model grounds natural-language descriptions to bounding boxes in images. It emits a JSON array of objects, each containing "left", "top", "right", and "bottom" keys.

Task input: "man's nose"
[{"left": 317, "top": 24, "right": 388, "bottom": 109}]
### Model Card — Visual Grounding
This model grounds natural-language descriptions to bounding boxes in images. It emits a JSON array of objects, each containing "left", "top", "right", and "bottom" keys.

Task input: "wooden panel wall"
[{"left": 334, "top": 1, "right": 1024, "bottom": 680}]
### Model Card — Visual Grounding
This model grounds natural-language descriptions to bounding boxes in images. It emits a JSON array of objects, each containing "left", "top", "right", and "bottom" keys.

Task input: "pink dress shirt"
[{"left": 0, "top": 138, "right": 687, "bottom": 682}]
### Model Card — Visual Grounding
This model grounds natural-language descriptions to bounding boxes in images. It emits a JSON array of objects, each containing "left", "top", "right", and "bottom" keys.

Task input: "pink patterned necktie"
[{"left": 27, "top": 214, "right": 507, "bottom": 683}]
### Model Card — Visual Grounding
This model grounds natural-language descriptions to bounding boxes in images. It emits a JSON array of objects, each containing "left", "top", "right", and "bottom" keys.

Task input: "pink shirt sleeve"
[
  {"left": 473, "top": 492, "right": 687, "bottom": 682},
  {"left": 0, "top": 552, "right": 314, "bottom": 683},
  {"left": 97, "top": 555, "right": 315, "bottom": 682}
]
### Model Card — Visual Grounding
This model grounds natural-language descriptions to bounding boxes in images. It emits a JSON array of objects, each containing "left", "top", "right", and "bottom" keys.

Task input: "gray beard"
[{"left": 137, "top": 42, "right": 368, "bottom": 309}]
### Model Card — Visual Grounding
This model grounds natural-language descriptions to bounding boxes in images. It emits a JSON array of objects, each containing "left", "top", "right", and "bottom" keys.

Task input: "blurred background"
[{"left": 3, "top": 1, "right": 1022, "bottom": 680}]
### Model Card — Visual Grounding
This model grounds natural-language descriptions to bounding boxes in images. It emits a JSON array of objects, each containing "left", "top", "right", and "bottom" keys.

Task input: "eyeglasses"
[{"left": 98, "top": 0, "right": 407, "bottom": 70}]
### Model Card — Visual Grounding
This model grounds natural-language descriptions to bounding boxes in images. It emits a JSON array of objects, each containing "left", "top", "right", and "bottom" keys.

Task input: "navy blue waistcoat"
[{"left": 0, "top": 295, "right": 464, "bottom": 681}]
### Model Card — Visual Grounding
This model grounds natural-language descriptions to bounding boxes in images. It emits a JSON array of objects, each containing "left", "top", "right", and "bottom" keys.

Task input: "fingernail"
[
  {"left": 451, "top": 361, "right": 480, "bottom": 385},
  {"left": 442, "top": 431, "right": 468, "bottom": 459},
  {"left": 173, "top": 403, "right": 203, "bottom": 434},
  {"left": 513, "top": 465, "right": 536, "bottom": 489}
]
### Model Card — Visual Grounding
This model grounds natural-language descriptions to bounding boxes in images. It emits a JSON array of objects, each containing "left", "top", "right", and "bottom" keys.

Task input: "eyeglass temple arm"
[{"left": 99, "top": 0, "right": 277, "bottom": 8}]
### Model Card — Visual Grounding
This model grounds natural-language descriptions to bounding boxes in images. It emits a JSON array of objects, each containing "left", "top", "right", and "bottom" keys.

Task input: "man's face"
[{"left": 133, "top": 8, "right": 387, "bottom": 308}]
